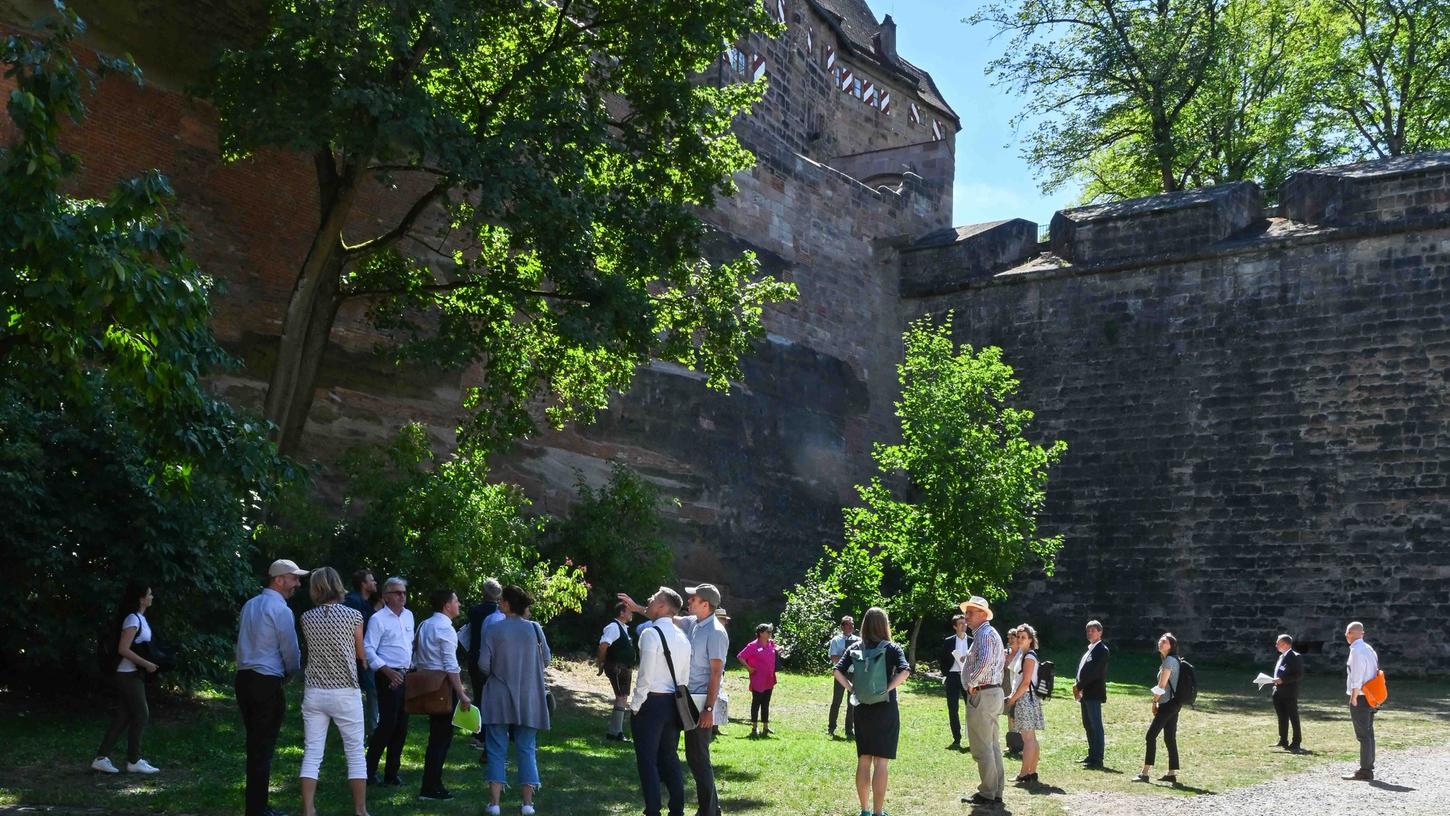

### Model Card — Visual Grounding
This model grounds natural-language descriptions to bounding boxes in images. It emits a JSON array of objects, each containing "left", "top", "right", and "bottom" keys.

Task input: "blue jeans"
[
  {"left": 1080, "top": 699, "right": 1105, "bottom": 763},
  {"left": 485, "top": 724, "right": 540, "bottom": 788},
  {"left": 632, "top": 695, "right": 684, "bottom": 816}
]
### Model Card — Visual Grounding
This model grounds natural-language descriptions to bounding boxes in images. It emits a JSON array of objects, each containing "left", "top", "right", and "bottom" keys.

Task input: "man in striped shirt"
[{"left": 960, "top": 596, "right": 1006, "bottom": 806}]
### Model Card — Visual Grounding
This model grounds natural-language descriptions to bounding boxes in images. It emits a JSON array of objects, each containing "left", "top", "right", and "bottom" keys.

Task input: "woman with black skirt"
[{"left": 833, "top": 607, "right": 910, "bottom": 816}]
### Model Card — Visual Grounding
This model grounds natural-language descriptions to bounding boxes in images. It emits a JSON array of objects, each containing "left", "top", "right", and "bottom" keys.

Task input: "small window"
[
  {"left": 852, "top": 78, "right": 863, "bottom": 98},
  {"left": 726, "top": 47, "right": 747, "bottom": 75}
]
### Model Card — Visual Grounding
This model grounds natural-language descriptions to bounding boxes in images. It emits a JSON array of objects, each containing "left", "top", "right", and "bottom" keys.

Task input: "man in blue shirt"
[{"left": 235, "top": 559, "right": 306, "bottom": 816}]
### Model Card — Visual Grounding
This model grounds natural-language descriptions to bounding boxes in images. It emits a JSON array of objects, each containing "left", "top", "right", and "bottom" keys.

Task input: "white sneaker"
[
  {"left": 521, "top": 806, "right": 536, "bottom": 816},
  {"left": 126, "top": 759, "right": 160, "bottom": 774},
  {"left": 485, "top": 805, "right": 501, "bottom": 816},
  {"left": 91, "top": 757, "right": 120, "bottom": 774}
]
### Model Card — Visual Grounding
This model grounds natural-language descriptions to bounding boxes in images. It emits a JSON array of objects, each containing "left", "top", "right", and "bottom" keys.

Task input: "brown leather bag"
[{"left": 404, "top": 669, "right": 451, "bottom": 715}]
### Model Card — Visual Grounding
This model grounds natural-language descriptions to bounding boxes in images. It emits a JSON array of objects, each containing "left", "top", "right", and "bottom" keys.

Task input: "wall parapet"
[
  {"left": 1049, "top": 181, "right": 1262, "bottom": 266},
  {"left": 1280, "top": 150, "right": 1450, "bottom": 228}
]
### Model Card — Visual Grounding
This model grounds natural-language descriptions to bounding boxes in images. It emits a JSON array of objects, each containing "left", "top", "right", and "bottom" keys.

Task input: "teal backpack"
[{"left": 851, "top": 642, "right": 892, "bottom": 705}]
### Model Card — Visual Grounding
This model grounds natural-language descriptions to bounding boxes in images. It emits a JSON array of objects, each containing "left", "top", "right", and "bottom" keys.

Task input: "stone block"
[
  {"left": 1279, "top": 150, "right": 1450, "bottom": 227},
  {"left": 1050, "top": 181, "right": 1262, "bottom": 265},
  {"left": 899, "top": 218, "right": 1039, "bottom": 296}
]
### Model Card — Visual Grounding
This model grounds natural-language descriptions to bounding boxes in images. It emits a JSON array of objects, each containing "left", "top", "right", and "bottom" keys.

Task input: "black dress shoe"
[
  {"left": 1274, "top": 741, "right": 1289, "bottom": 749},
  {"left": 365, "top": 774, "right": 382, "bottom": 786},
  {"left": 962, "top": 793, "right": 998, "bottom": 805},
  {"left": 264, "top": 808, "right": 289, "bottom": 816},
  {"left": 1341, "top": 769, "right": 1374, "bottom": 781},
  {"left": 418, "top": 788, "right": 454, "bottom": 801},
  {"left": 383, "top": 776, "right": 403, "bottom": 787},
  {"left": 1082, "top": 761, "right": 1104, "bottom": 769},
  {"left": 948, "top": 740, "right": 962, "bottom": 750},
  {"left": 1288, "top": 744, "right": 1304, "bottom": 753}
]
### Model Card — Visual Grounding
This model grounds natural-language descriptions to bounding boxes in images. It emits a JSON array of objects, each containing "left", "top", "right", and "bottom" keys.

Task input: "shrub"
[{"left": 775, "top": 564, "right": 843, "bottom": 672}]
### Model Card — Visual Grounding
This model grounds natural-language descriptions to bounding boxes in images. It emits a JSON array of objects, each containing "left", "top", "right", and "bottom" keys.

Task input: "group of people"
[{"left": 88, "top": 563, "right": 1384, "bottom": 816}]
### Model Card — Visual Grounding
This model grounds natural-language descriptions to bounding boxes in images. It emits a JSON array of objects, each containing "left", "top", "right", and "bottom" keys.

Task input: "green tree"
[
  {"left": 1321, "top": 0, "right": 1450, "bottom": 158},
  {"left": 1, "top": 11, "right": 289, "bottom": 688},
  {"left": 210, "top": 0, "right": 796, "bottom": 455},
  {"left": 845, "top": 314, "right": 1066, "bottom": 666},
  {"left": 970, "top": 0, "right": 1226, "bottom": 198}
]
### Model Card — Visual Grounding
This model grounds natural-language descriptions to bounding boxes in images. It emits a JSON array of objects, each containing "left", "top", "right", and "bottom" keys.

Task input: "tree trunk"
[
  {"left": 907, "top": 616, "right": 924, "bottom": 670},
  {"left": 263, "top": 154, "right": 365, "bottom": 455}
]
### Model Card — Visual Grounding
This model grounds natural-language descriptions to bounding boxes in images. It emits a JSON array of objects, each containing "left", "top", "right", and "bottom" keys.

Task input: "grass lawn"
[{"left": 3, "top": 651, "right": 1447, "bottom": 815}]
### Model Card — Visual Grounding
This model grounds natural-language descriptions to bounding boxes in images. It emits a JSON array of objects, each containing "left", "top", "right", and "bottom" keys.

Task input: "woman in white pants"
[{"left": 298, "top": 566, "right": 369, "bottom": 816}]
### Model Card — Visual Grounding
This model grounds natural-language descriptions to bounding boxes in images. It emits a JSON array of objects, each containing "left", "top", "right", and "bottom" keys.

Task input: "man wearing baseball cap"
[{"left": 235, "top": 559, "right": 307, "bottom": 816}]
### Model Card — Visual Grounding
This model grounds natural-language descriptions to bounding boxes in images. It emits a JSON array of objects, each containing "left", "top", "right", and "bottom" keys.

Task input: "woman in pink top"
[{"left": 737, "top": 623, "right": 779, "bottom": 738}]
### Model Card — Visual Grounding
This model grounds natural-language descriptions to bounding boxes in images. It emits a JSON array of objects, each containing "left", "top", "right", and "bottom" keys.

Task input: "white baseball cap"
[{"left": 268, "top": 559, "right": 310, "bottom": 578}]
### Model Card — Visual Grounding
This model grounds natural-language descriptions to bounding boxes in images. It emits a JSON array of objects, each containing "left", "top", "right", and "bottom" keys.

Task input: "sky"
[{"left": 873, "top": 0, "right": 1083, "bottom": 227}]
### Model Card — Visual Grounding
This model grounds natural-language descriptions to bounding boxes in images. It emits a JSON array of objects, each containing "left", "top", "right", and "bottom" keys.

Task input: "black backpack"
[
  {"left": 605, "top": 620, "right": 636, "bottom": 667},
  {"left": 1034, "top": 660, "right": 1056, "bottom": 698},
  {"left": 1172, "top": 657, "right": 1198, "bottom": 706}
]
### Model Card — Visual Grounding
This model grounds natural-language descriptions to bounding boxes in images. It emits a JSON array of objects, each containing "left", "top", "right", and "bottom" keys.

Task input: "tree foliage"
[
  {"left": 0, "top": 11, "right": 289, "bottom": 689},
  {"left": 210, "top": 0, "right": 797, "bottom": 455},
  {"left": 541, "top": 463, "right": 674, "bottom": 644},
  {"left": 972, "top": 0, "right": 1450, "bottom": 202},
  {"left": 297, "top": 424, "right": 589, "bottom": 623},
  {"left": 841, "top": 314, "right": 1066, "bottom": 664},
  {"left": 774, "top": 563, "right": 844, "bottom": 671}
]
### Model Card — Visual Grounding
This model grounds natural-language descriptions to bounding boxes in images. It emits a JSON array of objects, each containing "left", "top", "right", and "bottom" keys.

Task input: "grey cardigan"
[{"left": 478, "top": 615, "right": 552, "bottom": 731}]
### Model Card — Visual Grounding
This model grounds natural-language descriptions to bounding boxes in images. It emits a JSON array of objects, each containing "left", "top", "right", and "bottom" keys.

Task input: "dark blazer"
[
  {"left": 939, "top": 633, "right": 970, "bottom": 675},
  {"left": 1074, "top": 640, "right": 1110, "bottom": 702},
  {"left": 1272, "top": 649, "right": 1304, "bottom": 698}
]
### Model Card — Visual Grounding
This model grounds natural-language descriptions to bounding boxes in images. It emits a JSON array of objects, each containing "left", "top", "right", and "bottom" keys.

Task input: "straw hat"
[{"left": 959, "top": 595, "right": 994, "bottom": 620}]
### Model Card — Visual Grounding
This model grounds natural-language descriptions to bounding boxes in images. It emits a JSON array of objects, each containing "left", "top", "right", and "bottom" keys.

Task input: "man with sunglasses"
[{"left": 364, "top": 577, "right": 415, "bottom": 786}]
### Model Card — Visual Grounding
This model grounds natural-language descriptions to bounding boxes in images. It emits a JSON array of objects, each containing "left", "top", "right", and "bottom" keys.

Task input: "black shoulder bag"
[{"left": 651, "top": 626, "right": 698, "bottom": 731}]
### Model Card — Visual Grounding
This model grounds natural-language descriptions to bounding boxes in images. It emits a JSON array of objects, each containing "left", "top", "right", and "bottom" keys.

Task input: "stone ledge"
[
  {"left": 1279, "top": 149, "right": 1450, "bottom": 228},
  {"left": 1049, "top": 181, "right": 1262, "bottom": 266},
  {"left": 898, "top": 218, "right": 1038, "bottom": 297}
]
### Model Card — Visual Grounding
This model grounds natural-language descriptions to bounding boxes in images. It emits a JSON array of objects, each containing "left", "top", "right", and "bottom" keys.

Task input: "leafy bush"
[
  {"left": 774, "top": 564, "right": 842, "bottom": 672},
  {"left": 542, "top": 464, "right": 675, "bottom": 647},
  {"left": 262, "top": 424, "right": 589, "bottom": 622}
]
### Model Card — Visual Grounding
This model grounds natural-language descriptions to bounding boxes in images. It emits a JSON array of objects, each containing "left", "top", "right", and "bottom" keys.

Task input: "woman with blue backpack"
[{"left": 832, "top": 607, "right": 910, "bottom": 816}]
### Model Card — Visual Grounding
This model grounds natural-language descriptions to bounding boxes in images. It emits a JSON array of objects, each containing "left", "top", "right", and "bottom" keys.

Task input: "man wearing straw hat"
[{"left": 958, "top": 595, "right": 1006, "bottom": 806}]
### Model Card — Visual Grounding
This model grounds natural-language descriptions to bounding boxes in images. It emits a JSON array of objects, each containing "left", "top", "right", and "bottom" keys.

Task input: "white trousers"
[{"left": 300, "top": 685, "right": 367, "bottom": 780}]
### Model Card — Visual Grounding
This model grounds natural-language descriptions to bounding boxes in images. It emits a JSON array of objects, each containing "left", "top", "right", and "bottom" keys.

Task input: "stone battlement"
[{"left": 906, "top": 152, "right": 1450, "bottom": 297}]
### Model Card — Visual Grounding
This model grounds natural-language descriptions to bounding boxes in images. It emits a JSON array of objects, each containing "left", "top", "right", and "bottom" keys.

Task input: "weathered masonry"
[{"left": 906, "top": 152, "right": 1450, "bottom": 673}]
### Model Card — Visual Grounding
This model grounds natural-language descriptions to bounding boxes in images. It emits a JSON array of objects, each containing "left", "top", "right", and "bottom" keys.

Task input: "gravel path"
[{"left": 1061, "top": 742, "right": 1450, "bottom": 816}]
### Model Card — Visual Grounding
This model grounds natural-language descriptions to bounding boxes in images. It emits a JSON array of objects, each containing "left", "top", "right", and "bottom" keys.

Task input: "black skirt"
[{"left": 853, "top": 698, "right": 900, "bottom": 758}]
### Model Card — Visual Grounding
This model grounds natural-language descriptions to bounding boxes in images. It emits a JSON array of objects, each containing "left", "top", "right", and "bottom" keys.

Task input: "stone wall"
[{"left": 908, "top": 152, "right": 1450, "bottom": 673}]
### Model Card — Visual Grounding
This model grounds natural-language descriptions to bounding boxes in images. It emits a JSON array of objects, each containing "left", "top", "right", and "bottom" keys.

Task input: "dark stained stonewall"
[
  {"left": 1050, "top": 181, "right": 1262, "bottom": 266},
  {"left": 899, "top": 219, "right": 1039, "bottom": 297},
  {"left": 1280, "top": 150, "right": 1450, "bottom": 228}
]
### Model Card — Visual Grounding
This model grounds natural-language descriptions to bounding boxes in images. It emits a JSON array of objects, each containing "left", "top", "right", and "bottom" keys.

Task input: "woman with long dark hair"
[
  {"left": 92, "top": 581, "right": 161, "bottom": 774},
  {"left": 1136, "top": 633, "right": 1184, "bottom": 784}
]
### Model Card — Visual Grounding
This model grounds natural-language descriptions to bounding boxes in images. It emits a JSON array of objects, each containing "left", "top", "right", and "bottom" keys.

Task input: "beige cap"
[{"left": 268, "top": 559, "right": 310, "bottom": 578}]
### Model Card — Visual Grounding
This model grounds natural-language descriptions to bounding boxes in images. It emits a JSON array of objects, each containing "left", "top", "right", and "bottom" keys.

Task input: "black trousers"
[
  {"left": 1144, "top": 700, "right": 1181, "bottom": 769},
  {"left": 750, "top": 688, "right": 773, "bottom": 724},
  {"left": 683, "top": 722, "right": 719, "bottom": 816},
  {"left": 235, "top": 670, "right": 285, "bottom": 816},
  {"left": 97, "top": 671, "right": 149, "bottom": 764},
  {"left": 829, "top": 676, "right": 854, "bottom": 735},
  {"left": 421, "top": 703, "right": 455, "bottom": 795},
  {"left": 945, "top": 670, "right": 965, "bottom": 743},
  {"left": 632, "top": 694, "right": 685, "bottom": 816},
  {"left": 1273, "top": 692, "right": 1301, "bottom": 747},
  {"left": 367, "top": 670, "right": 410, "bottom": 781}
]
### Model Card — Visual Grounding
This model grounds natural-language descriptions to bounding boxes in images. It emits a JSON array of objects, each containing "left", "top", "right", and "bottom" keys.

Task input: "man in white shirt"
[
  {"left": 1342, "top": 621, "right": 1380, "bottom": 781},
  {"left": 628, "top": 587, "right": 692, "bottom": 816},
  {"left": 597, "top": 601, "right": 637, "bottom": 741},
  {"left": 827, "top": 616, "right": 859, "bottom": 739},
  {"left": 363, "top": 576, "right": 415, "bottom": 786},
  {"left": 416, "top": 589, "right": 471, "bottom": 800}
]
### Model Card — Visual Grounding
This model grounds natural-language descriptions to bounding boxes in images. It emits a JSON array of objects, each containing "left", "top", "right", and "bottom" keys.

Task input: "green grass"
[{"left": 3, "top": 652, "right": 1447, "bottom": 815}]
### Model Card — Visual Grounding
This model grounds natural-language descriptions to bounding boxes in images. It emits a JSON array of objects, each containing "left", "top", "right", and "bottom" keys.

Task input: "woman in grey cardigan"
[{"left": 479, "top": 585, "right": 552, "bottom": 816}]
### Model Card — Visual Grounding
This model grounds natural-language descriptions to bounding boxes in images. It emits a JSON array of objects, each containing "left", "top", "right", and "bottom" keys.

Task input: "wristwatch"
[{"left": 702, "top": 705, "right": 714, "bottom": 713}]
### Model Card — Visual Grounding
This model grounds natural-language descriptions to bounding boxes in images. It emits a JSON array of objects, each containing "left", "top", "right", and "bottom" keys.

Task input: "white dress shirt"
[
  {"left": 630, "top": 618, "right": 692, "bottom": 713},
  {"left": 1346, "top": 638, "right": 1379, "bottom": 696},
  {"left": 1077, "top": 645, "right": 1094, "bottom": 681},
  {"left": 364, "top": 605, "right": 415, "bottom": 671},
  {"left": 415, "top": 612, "right": 460, "bottom": 673},
  {"left": 952, "top": 633, "right": 972, "bottom": 671}
]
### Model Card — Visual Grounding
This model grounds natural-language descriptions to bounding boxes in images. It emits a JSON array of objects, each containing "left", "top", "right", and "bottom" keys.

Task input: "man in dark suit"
[
  {"left": 1072, "top": 620, "right": 1110, "bottom": 768},
  {"left": 939, "top": 615, "right": 972, "bottom": 750},
  {"left": 1271, "top": 634, "right": 1305, "bottom": 751}
]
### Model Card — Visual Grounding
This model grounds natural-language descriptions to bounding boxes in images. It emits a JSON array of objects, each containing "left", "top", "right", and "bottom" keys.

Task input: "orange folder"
[{"left": 1362, "top": 671, "right": 1388, "bottom": 709}]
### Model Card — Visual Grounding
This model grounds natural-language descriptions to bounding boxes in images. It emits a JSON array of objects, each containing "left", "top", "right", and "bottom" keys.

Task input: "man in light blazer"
[{"left": 1271, "top": 634, "right": 1305, "bottom": 752}]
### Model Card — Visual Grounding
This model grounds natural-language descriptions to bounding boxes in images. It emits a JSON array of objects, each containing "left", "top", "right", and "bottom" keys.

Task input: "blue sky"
[{"left": 875, "top": 0, "right": 1083, "bottom": 227}]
